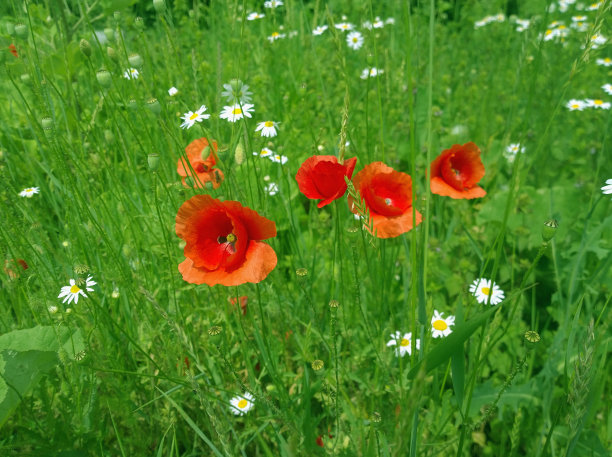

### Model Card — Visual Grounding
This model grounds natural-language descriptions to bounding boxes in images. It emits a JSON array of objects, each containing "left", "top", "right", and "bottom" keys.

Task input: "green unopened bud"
[
  {"left": 79, "top": 39, "right": 92, "bottom": 57},
  {"left": 106, "top": 46, "right": 118, "bottom": 63},
  {"left": 147, "top": 98, "right": 161, "bottom": 114},
  {"left": 41, "top": 117, "right": 53, "bottom": 130},
  {"left": 127, "top": 99, "right": 138, "bottom": 111},
  {"left": 20, "top": 73, "right": 31, "bottom": 84},
  {"left": 113, "top": 11, "right": 121, "bottom": 22},
  {"left": 229, "top": 78, "right": 242, "bottom": 91},
  {"left": 234, "top": 142, "right": 245, "bottom": 165},
  {"left": 366, "top": 53, "right": 375, "bottom": 66},
  {"left": 184, "top": 176, "right": 195, "bottom": 187},
  {"left": 153, "top": 0, "right": 166, "bottom": 13},
  {"left": 6, "top": 22, "right": 15, "bottom": 36},
  {"left": 104, "top": 27, "right": 115, "bottom": 42},
  {"left": 128, "top": 53, "right": 143, "bottom": 68},
  {"left": 104, "top": 129, "right": 115, "bottom": 143},
  {"left": 542, "top": 219, "right": 558, "bottom": 242},
  {"left": 147, "top": 153, "right": 160, "bottom": 171},
  {"left": 201, "top": 145, "right": 211, "bottom": 160},
  {"left": 134, "top": 17, "right": 144, "bottom": 29},
  {"left": 205, "top": 181, "right": 213, "bottom": 190},
  {"left": 14, "top": 23, "right": 27, "bottom": 39},
  {"left": 96, "top": 69, "right": 112, "bottom": 88}
]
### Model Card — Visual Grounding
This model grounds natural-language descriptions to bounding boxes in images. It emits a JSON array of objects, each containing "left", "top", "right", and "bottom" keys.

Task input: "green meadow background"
[{"left": 1, "top": 0, "right": 611, "bottom": 455}]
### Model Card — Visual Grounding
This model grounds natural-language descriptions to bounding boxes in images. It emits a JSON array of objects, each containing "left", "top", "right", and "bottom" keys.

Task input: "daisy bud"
[
  {"left": 153, "top": 0, "right": 166, "bottom": 13},
  {"left": 104, "top": 129, "right": 115, "bottom": 144},
  {"left": 79, "top": 39, "right": 92, "bottom": 57},
  {"left": 96, "top": 69, "right": 112, "bottom": 88},
  {"left": 134, "top": 17, "right": 144, "bottom": 29},
  {"left": 20, "top": 73, "right": 31, "bottom": 84},
  {"left": 229, "top": 78, "right": 242, "bottom": 91},
  {"left": 234, "top": 142, "right": 245, "bottom": 165},
  {"left": 41, "top": 117, "right": 53, "bottom": 130},
  {"left": 128, "top": 53, "right": 143, "bottom": 68},
  {"left": 104, "top": 27, "right": 115, "bottom": 42},
  {"left": 14, "top": 23, "right": 27, "bottom": 39},
  {"left": 146, "top": 98, "right": 161, "bottom": 114},
  {"left": 542, "top": 219, "right": 558, "bottom": 242},
  {"left": 106, "top": 46, "right": 118, "bottom": 63},
  {"left": 147, "top": 153, "right": 160, "bottom": 171}
]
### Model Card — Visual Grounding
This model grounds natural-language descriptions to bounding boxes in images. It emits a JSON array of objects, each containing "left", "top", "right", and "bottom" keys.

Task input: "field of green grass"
[{"left": 1, "top": 0, "right": 611, "bottom": 455}]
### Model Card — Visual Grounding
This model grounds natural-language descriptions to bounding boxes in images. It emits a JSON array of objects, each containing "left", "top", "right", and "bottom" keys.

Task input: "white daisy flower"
[
  {"left": 334, "top": 22, "right": 354, "bottom": 32},
  {"left": 570, "top": 21, "right": 589, "bottom": 31},
  {"left": 585, "top": 99, "right": 611, "bottom": 109},
  {"left": 264, "top": 0, "right": 283, "bottom": 8},
  {"left": 386, "top": 331, "right": 420, "bottom": 357},
  {"left": 431, "top": 310, "right": 455, "bottom": 338},
  {"left": 247, "top": 12, "right": 265, "bottom": 20},
  {"left": 566, "top": 99, "right": 587, "bottom": 111},
  {"left": 180, "top": 105, "right": 210, "bottom": 129},
  {"left": 264, "top": 182, "right": 279, "bottom": 196},
  {"left": 596, "top": 57, "right": 612, "bottom": 67},
  {"left": 313, "top": 25, "right": 328, "bottom": 35},
  {"left": 590, "top": 33, "right": 607, "bottom": 48},
  {"left": 602, "top": 84, "right": 612, "bottom": 95},
  {"left": 58, "top": 276, "right": 96, "bottom": 305},
  {"left": 267, "top": 31, "right": 286, "bottom": 42},
  {"left": 360, "top": 67, "right": 384, "bottom": 79},
  {"left": 220, "top": 103, "right": 254, "bottom": 122},
  {"left": 221, "top": 79, "right": 252, "bottom": 104},
  {"left": 168, "top": 86, "right": 178, "bottom": 96},
  {"left": 269, "top": 154, "right": 288, "bottom": 164},
  {"left": 469, "top": 278, "right": 505, "bottom": 305},
  {"left": 586, "top": 1, "right": 603, "bottom": 10},
  {"left": 346, "top": 31, "right": 364, "bottom": 50},
  {"left": 362, "top": 20, "right": 373, "bottom": 30},
  {"left": 255, "top": 120, "right": 279, "bottom": 137},
  {"left": 571, "top": 15, "right": 588, "bottom": 21},
  {"left": 373, "top": 17, "right": 384, "bottom": 28},
  {"left": 229, "top": 392, "right": 255, "bottom": 416},
  {"left": 123, "top": 68, "right": 139, "bottom": 80},
  {"left": 19, "top": 187, "right": 40, "bottom": 198},
  {"left": 253, "top": 147, "right": 273, "bottom": 158},
  {"left": 504, "top": 143, "right": 525, "bottom": 162},
  {"left": 385, "top": 17, "right": 395, "bottom": 25},
  {"left": 601, "top": 178, "right": 612, "bottom": 196},
  {"left": 515, "top": 19, "right": 530, "bottom": 32}
]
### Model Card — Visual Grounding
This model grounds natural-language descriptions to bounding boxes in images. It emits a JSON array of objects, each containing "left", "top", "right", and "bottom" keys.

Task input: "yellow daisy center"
[
  {"left": 352, "top": 37, "right": 358, "bottom": 42},
  {"left": 237, "top": 399, "right": 248, "bottom": 409},
  {"left": 189, "top": 113, "right": 199, "bottom": 120},
  {"left": 605, "top": 58, "right": 611, "bottom": 63},
  {"left": 70, "top": 285, "right": 80, "bottom": 294},
  {"left": 264, "top": 121, "right": 274, "bottom": 127},
  {"left": 232, "top": 108, "right": 242, "bottom": 115},
  {"left": 545, "top": 29, "right": 553, "bottom": 35},
  {"left": 433, "top": 319, "right": 448, "bottom": 331},
  {"left": 571, "top": 104, "right": 579, "bottom": 108},
  {"left": 400, "top": 338, "right": 410, "bottom": 347},
  {"left": 593, "top": 100, "right": 603, "bottom": 105},
  {"left": 481, "top": 287, "right": 490, "bottom": 295},
  {"left": 271, "top": 32, "right": 279, "bottom": 37}
]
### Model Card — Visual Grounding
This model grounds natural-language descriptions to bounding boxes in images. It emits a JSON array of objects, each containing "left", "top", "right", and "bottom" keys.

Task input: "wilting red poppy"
[
  {"left": 3, "top": 258, "right": 28, "bottom": 279},
  {"left": 9, "top": 44, "right": 18, "bottom": 58},
  {"left": 430, "top": 142, "right": 486, "bottom": 199},
  {"left": 295, "top": 155, "right": 357, "bottom": 208},
  {"left": 177, "top": 137, "right": 224, "bottom": 189},
  {"left": 350, "top": 162, "right": 422, "bottom": 238},
  {"left": 229, "top": 295, "right": 248, "bottom": 315},
  {"left": 176, "top": 195, "right": 277, "bottom": 286}
]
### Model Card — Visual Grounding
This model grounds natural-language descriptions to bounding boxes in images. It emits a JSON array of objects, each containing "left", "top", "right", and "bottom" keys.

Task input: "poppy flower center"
[
  {"left": 70, "top": 285, "right": 80, "bottom": 294},
  {"left": 481, "top": 286, "right": 490, "bottom": 295},
  {"left": 400, "top": 338, "right": 410, "bottom": 347},
  {"left": 232, "top": 108, "right": 242, "bottom": 115},
  {"left": 237, "top": 399, "right": 248, "bottom": 409},
  {"left": 433, "top": 320, "right": 448, "bottom": 331},
  {"left": 189, "top": 113, "right": 199, "bottom": 120}
]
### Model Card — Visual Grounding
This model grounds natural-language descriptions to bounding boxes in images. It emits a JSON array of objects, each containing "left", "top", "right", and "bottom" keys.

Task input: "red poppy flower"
[
  {"left": 229, "top": 295, "right": 248, "bottom": 315},
  {"left": 430, "top": 142, "right": 486, "bottom": 199},
  {"left": 177, "top": 138, "right": 224, "bottom": 189},
  {"left": 295, "top": 155, "right": 357, "bottom": 208},
  {"left": 176, "top": 195, "right": 277, "bottom": 286},
  {"left": 350, "top": 162, "right": 422, "bottom": 238},
  {"left": 9, "top": 44, "right": 18, "bottom": 58}
]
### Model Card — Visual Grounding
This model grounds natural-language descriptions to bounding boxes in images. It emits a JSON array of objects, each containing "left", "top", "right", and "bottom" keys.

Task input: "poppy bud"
[
  {"left": 311, "top": 360, "right": 324, "bottom": 371},
  {"left": 153, "top": 0, "right": 166, "bottom": 13},
  {"left": 6, "top": 22, "right": 15, "bottom": 35},
  {"left": 200, "top": 145, "right": 211, "bottom": 161},
  {"left": 205, "top": 181, "right": 213, "bottom": 190},
  {"left": 79, "top": 39, "right": 92, "bottom": 57},
  {"left": 184, "top": 176, "right": 195, "bottom": 187},
  {"left": 234, "top": 142, "right": 245, "bottom": 165},
  {"left": 146, "top": 98, "right": 161, "bottom": 114},
  {"left": 20, "top": 73, "right": 31, "bottom": 84},
  {"left": 147, "top": 153, "right": 160, "bottom": 171},
  {"left": 106, "top": 46, "right": 118, "bottom": 63},
  {"left": 134, "top": 17, "right": 144, "bottom": 29},
  {"left": 128, "top": 53, "right": 143, "bottom": 68},
  {"left": 542, "top": 219, "right": 558, "bottom": 242},
  {"left": 104, "top": 129, "right": 115, "bottom": 143},
  {"left": 104, "top": 27, "right": 115, "bottom": 42},
  {"left": 96, "top": 69, "right": 112, "bottom": 88},
  {"left": 15, "top": 23, "right": 27, "bottom": 39},
  {"left": 41, "top": 117, "right": 53, "bottom": 130}
]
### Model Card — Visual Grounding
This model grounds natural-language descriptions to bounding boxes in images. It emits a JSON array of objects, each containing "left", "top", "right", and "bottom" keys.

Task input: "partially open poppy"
[
  {"left": 176, "top": 195, "right": 277, "bottom": 286},
  {"left": 350, "top": 162, "right": 422, "bottom": 238},
  {"left": 295, "top": 155, "right": 357, "bottom": 208},
  {"left": 430, "top": 142, "right": 486, "bottom": 199},
  {"left": 177, "top": 138, "right": 224, "bottom": 189}
]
